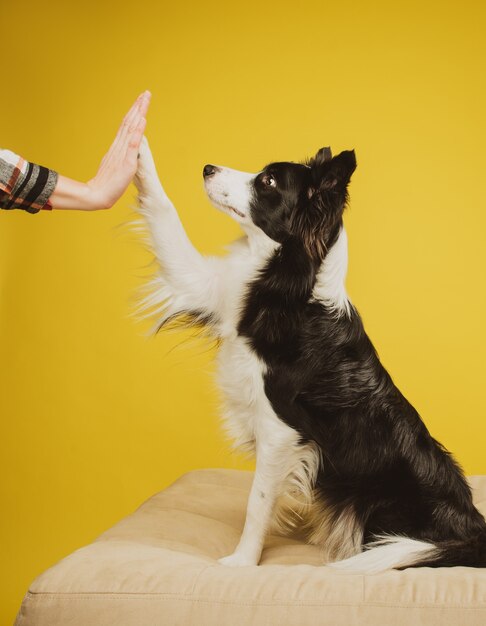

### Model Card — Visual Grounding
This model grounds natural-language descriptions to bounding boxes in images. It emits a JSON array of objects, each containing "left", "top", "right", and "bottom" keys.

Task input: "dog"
[{"left": 134, "top": 137, "right": 486, "bottom": 572}]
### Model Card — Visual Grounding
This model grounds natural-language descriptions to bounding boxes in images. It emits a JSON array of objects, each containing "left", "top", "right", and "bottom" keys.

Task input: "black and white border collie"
[{"left": 134, "top": 137, "right": 486, "bottom": 573}]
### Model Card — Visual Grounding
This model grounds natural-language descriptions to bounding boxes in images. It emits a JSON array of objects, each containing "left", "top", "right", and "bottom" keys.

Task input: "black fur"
[{"left": 238, "top": 147, "right": 486, "bottom": 568}]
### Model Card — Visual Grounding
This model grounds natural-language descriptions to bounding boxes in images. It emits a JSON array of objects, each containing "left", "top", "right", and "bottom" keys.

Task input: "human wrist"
[{"left": 48, "top": 175, "right": 110, "bottom": 211}]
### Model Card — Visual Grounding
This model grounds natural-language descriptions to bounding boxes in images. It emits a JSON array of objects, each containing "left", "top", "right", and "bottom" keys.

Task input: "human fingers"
[
  {"left": 118, "top": 91, "right": 150, "bottom": 148},
  {"left": 95, "top": 91, "right": 150, "bottom": 181},
  {"left": 119, "top": 94, "right": 150, "bottom": 158},
  {"left": 109, "top": 92, "right": 148, "bottom": 158},
  {"left": 137, "top": 91, "right": 151, "bottom": 122},
  {"left": 128, "top": 117, "right": 147, "bottom": 154},
  {"left": 113, "top": 93, "right": 143, "bottom": 143}
]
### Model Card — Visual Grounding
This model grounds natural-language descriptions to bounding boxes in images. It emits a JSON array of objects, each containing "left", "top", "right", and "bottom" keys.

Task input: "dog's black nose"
[{"left": 203, "top": 164, "right": 217, "bottom": 178}]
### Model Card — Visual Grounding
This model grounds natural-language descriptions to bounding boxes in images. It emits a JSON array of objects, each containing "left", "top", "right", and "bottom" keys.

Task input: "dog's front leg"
[
  {"left": 219, "top": 429, "right": 294, "bottom": 567},
  {"left": 135, "top": 137, "right": 222, "bottom": 322}
]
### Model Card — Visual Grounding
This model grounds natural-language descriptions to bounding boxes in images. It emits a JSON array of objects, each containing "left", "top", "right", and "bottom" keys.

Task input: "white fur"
[
  {"left": 134, "top": 137, "right": 350, "bottom": 566},
  {"left": 204, "top": 166, "right": 256, "bottom": 224},
  {"left": 312, "top": 227, "right": 351, "bottom": 316},
  {"left": 134, "top": 140, "right": 225, "bottom": 331},
  {"left": 307, "top": 502, "right": 363, "bottom": 561},
  {"left": 328, "top": 536, "right": 436, "bottom": 573}
]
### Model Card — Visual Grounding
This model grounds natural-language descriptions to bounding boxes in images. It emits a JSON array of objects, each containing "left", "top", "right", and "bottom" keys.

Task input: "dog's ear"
[
  {"left": 297, "top": 149, "right": 356, "bottom": 261},
  {"left": 312, "top": 149, "right": 357, "bottom": 192},
  {"left": 314, "top": 146, "right": 333, "bottom": 166}
]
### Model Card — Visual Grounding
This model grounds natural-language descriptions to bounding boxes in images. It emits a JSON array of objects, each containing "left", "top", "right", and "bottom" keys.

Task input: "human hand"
[
  {"left": 86, "top": 90, "right": 151, "bottom": 209},
  {"left": 49, "top": 91, "right": 151, "bottom": 210}
]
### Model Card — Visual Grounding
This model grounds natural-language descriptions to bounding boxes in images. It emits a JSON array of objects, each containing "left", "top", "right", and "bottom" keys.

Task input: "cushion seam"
[{"left": 23, "top": 592, "right": 486, "bottom": 609}]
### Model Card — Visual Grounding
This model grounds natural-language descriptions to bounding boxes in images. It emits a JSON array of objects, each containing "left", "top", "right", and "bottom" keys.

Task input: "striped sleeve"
[{"left": 0, "top": 149, "right": 58, "bottom": 213}]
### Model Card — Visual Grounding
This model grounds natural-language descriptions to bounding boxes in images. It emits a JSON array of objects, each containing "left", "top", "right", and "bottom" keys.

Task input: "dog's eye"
[{"left": 263, "top": 174, "right": 276, "bottom": 188}]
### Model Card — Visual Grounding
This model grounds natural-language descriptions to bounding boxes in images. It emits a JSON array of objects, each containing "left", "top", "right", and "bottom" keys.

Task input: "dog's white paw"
[
  {"left": 134, "top": 136, "right": 160, "bottom": 197},
  {"left": 218, "top": 552, "right": 257, "bottom": 567}
]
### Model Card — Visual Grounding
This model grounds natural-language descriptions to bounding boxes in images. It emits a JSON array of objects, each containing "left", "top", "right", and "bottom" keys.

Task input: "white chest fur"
[
  {"left": 216, "top": 335, "right": 268, "bottom": 454},
  {"left": 211, "top": 230, "right": 287, "bottom": 455}
]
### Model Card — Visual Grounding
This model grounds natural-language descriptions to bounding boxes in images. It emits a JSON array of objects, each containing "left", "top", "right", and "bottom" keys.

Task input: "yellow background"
[{"left": 1, "top": 0, "right": 485, "bottom": 622}]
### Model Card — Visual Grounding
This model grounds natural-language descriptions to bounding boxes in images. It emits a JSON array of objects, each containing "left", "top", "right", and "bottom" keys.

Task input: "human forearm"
[{"left": 49, "top": 175, "right": 110, "bottom": 211}]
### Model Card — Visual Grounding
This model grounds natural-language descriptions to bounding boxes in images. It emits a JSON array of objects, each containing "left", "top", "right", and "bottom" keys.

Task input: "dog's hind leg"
[{"left": 134, "top": 136, "right": 224, "bottom": 326}]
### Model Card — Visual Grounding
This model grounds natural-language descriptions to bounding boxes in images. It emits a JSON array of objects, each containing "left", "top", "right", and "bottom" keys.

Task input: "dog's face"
[{"left": 203, "top": 147, "right": 356, "bottom": 260}]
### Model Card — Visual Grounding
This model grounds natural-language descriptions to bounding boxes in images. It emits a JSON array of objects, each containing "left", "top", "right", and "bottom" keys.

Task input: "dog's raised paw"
[{"left": 134, "top": 136, "right": 160, "bottom": 195}]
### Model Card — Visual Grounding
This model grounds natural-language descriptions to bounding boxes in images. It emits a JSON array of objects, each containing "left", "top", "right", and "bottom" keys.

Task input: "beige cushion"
[{"left": 15, "top": 469, "right": 486, "bottom": 625}]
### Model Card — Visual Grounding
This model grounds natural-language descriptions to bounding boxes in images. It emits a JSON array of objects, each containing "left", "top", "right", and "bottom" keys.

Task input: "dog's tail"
[{"left": 328, "top": 529, "right": 486, "bottom": 574}]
